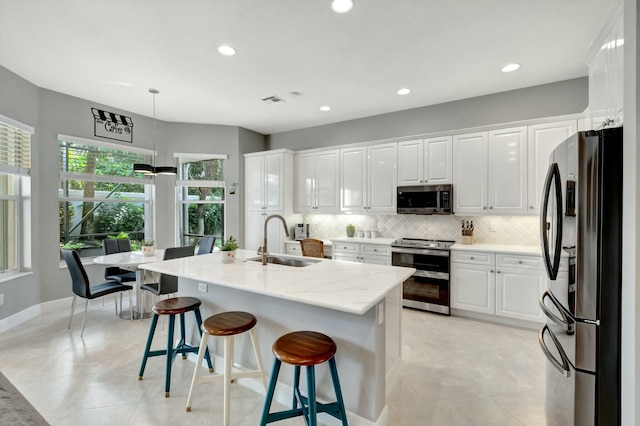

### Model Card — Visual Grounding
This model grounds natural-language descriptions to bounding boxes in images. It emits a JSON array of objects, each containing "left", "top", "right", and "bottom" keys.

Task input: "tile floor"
[{"left": 0, "top": 301, "right": 547, "bottom": 425}]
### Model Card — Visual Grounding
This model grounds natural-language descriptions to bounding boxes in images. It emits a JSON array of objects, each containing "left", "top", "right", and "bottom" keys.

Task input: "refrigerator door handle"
[
  {"left": 540, "top": 163, "right": 563, "bottom": 280},
  {"left": 538, "top": 324, "right": 571, "bottom": 378},
  {"left": 539, "top": 290, "right": 574, "bottom": 333}
]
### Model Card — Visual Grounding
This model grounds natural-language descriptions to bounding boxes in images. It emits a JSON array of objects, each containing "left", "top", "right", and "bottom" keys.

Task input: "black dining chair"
[
  {"left": 61, "top": 249, "right": 133, "bottom": 337},
  {"left": 140, "top": 245, "right": 195, "bottom": 309},
  {"left": 196, "top": 236, "right": 216, "bottom": 255},
  {"left": 103, "top": 239, "right": 136, "bottom": 283}
]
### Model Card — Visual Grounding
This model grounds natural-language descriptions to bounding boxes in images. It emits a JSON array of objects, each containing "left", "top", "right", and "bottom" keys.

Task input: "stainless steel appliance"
[
  {"left": 538, "top": 127, "right": 622, "bottom": 425},
  {"left": 397, "top": 184, "right": 453, "bottom": 215},
  {"left": 391, "top": 238, "right": 454, "bottom": 314},
  {"left": 294, "top": 224, "right": 309, "bottom": 241}
]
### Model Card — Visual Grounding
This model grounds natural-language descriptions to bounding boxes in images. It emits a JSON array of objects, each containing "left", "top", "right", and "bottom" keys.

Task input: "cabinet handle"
[
  {"left": 530, "top": 206, "right": 534, "bottom": 209},
  {"left": 489, "top": 206, "right": 494, "bottom": 210},
  {"left": 490, "top": 270, "right": 494, "bottom": 273},
  {"left": 497, "top": 270, "right": 501, "bottom": 274},
  {"left": 518, "top": 261, "right": 523, "bottom": 264},
  {"left": 483, "top": 206, "right": 487, "bottom": 210},
  {"left": 470, "top": 256, "right": 474, "bottom": 259}
]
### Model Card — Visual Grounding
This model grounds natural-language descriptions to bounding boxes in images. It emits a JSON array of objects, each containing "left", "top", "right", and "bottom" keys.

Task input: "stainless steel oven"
[{"left": 391, "top": 238, "right": 453, "bottom": 315}]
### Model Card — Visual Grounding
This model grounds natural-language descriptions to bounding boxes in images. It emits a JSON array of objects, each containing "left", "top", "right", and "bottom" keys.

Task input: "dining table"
[{"left": 93, "top": 249, "right": 165, "bottom": 319}]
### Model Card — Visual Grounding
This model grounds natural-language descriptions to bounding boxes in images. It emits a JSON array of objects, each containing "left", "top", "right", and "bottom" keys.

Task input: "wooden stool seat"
[
  {"left": 202, "top": 311, "right": 257, "bottom": 336},
  {"left": 260, "top": 331, "right": 348, "bottom": 426},
  {"left": 272, "top": 331, "right": 337, "bottom": 366},
  {"left": 138, "top": 297, "right": 213, "bottom": 397},
  {"left": 152, "top": 296, "right": 201, "bottom": 315},
  {"left": 186, "top": 311, "right": 266, "bottom": 426}
]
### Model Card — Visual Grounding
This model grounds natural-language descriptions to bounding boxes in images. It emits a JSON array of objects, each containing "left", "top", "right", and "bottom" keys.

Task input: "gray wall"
[
  {"left": 0, "top": 65, "right": 265, "bottom": 321},
  {"left": 268, "top": 77, "right": 588, "bottom": 150}
]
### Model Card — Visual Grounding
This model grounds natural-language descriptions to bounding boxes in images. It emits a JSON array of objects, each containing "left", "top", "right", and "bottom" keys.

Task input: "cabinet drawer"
[
  {"left": 451, "top": 251, "right": 494, "bottom": 265},
  {"left": 496, "top": 254, "right": 542, "bottom": 269},
  {"left": 361, "top": 244, "right": 390, "bottom": 256},
  {"left": 332, "top": 242, "right": 358, "bottom": 254},
  {"left": 285, "top": 242, "right": 302, "bottom": 255}
]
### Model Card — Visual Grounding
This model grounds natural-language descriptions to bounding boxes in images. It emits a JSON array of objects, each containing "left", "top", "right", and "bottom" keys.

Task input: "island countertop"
[{"left": 139, "top": 249, "right": 415, "bottom": 316}]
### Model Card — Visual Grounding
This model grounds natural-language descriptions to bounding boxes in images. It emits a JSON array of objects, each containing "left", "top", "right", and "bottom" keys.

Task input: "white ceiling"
[{"left": 0, "top": 0, "right": 617, "bottom": 135}]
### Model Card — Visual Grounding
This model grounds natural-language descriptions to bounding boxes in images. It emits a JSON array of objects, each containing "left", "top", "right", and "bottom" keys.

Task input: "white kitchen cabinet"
[
  {"left": 397, "top": 136, "right": 452, "bottom": 185},
  {"left": 453, "top": 128, "right": 527, "bottom": 215},
  {"left": 244, "top": 150, "right": 298, "bottom": 254},
  {"left": 331, "top": 240, "right": 391, "bottom": 265},
  {"left": 340, "top": 143, "right": 397, "bottom": 214},
  {"left": 451, "top": 257, "right": 495, "bottom": 315},
  {"left": 495, "top": 266, "right": 546, "bottom": 323},
  {"left": 293, "top": 149, "right": 339, "bottom": 214},
  {"left": 527, "top": 120, "right": 577, "bottom": 212},
  {"left": 586, "top": 1, "right": 623, "bottom": 130},
  {"left": 284, "top": 240, "right": 332, "bottom": 258}
]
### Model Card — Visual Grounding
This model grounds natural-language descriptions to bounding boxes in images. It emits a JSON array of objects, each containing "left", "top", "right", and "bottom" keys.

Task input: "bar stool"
[
  {"left": 138, "top": 296, "right": 213, "bottom": 397},
  {"left": 260, "top": 331, "right": 349, "bottom": 426},
  {"left": 185, "top": 311, "right": 266, "bottom": 425}
]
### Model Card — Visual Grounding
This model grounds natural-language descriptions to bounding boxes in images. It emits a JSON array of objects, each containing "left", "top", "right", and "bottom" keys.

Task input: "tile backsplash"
[{"left": 302, "top": 214, "right": 540, "bottom": 246}]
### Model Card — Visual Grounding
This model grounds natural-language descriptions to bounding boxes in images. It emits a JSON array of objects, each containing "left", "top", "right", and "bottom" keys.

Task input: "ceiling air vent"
[{"left": 262, "top": 95, "right": 285, "bottom": 104}]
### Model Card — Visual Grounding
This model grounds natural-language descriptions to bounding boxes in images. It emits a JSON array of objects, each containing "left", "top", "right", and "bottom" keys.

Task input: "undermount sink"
[{"left": 247, "top": 255, "right": 321, "bottom": 267}]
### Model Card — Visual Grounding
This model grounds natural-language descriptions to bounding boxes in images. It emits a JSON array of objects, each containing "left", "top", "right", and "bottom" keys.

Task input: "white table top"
[
  {"left": 138, "top": 249, "right": 415, "bottom": 315},
  {"left": 93, "top": 249, "right": 166, "bottom": 267}
]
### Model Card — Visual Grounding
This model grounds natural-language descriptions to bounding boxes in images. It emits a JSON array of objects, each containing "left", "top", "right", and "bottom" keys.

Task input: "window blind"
[{"left": 0, "top": 120, "right": 31, "bottom": 173}]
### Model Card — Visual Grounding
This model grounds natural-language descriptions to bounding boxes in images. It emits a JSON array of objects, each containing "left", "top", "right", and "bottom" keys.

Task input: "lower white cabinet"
[
  {"left": 284, "top": 240, "right": 332, "bottom": 258},
  {"left": 451, "top": 250, "right": 554, "bottom": 323},
  {"left": 331, "top": 241, "right": 391, "bottom": 265}
]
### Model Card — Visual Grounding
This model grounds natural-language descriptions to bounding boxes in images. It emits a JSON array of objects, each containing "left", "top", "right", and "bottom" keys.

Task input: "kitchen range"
[{"left": 391, "top": 237, "right": 454, "bottom": 315}]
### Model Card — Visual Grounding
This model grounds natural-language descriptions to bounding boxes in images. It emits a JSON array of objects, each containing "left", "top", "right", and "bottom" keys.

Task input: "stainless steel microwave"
[{"left": 397, "top": 184, "right": 453, "bottom": 215}]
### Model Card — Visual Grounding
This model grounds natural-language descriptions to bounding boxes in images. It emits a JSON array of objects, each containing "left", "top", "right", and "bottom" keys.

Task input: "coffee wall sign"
[{"left": 92, "top": 108, "right": 133, "bottom": 143}]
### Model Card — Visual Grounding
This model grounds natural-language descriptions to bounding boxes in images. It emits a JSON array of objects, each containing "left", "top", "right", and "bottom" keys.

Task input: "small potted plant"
[
  {"left": 219, "top": 236, "right": 238, "bottom": 263},
  {"left": 141, "top": 239, "right": 156, "bottom": 256},
  {"left": 346, "top": 224, "right": 355, "bottom": 237}
]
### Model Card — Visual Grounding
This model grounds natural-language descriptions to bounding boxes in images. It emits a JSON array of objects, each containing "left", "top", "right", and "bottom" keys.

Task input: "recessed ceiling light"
[
  {"left": 218, "top": 45, "right": 236, "bottom": 56},
  {"left": 501, "top": 63, "right": 520, "bottom": 73},
  {"left": 397, "top": 88, "right": 411, "bottom": 95},
  {"left": 601, "top": 39, "right": 624, "bottom": 50},
  {"left": 331, "top": 0, "right": 354, "bottom": 13},
  {"left": 107, "top": 81, "right": 133, "bottom": 87},
  {"left": 320, "top": 106, "right": 331, "bottom": 112}
]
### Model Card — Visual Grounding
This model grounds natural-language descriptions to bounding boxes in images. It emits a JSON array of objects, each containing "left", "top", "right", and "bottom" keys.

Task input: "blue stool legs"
[{"left": 260, "top": 356, "right": 348, "bottom": 425}]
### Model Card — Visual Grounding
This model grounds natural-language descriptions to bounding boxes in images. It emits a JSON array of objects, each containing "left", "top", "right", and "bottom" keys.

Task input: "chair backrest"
[
  {"left": 300, "top": 238, "right": 324, "bottom": 258},
  {"left": 197, "top": 236, "right": 216, "bottom": 255},
  {"left": 116, "top": 238, "right": 132, "bottom": 252},
  {"left": 103, "top": 238, "right": 130, "bottom": 278},
  {"left": 158, "top": 245, "right": 195, "bottom": 294},
  {"left": 103, "top": 239, "right": 119, "bottom": 255},
  {"left": 61, "top": 249, "right": 91, "bottom": 298}
]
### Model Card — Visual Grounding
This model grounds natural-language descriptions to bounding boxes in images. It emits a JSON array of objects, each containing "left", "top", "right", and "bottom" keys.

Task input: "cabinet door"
[
  {"left": 293, "top": 153, "right": 316, "bottom": 213},
  {"left": 315, "top": 150, "right": 340, "bottom": 213},
  {"left": 453, "top": 132, "right": 488, "bottom": 213},
  {"left": 487, "top": 127, "right": 527, "bottom": 214},
  {"left": 264, "top": 153, "right": 284, "bottom": 211},
  {"left": 333, "top": 252, "right": 358, "bottom": 262},
  {"left": 397, "top": 140, "right": 423, "bottom": 185},
  {"left": 285, "top": 241, "right": 302, "bottom": 256},
  {"left": 340, "top": 147, "right": 366, "bottom": 213},
  {"left": 245, "top": 155, "right": 265, "bottom": 211},
  {"left": 424, "top": 136, "right": 452, "bottom": 184},
  {"left": 367, "top": 143, "right": 397, "bottom": 213},
  {"left": 362, "top": 256, "right": 391, "bottom": 266},
  {"left": 245, "top": 211, "right": 265, "bottom": 252},
  {"left": 451, "top": 263, "right": 494, "bottom": 314},
  {"left": 495, "top": 267, "right": 545, "bottom": 322},
  {"left": 527, "top": 120, "right": 576, "bottom": 212}
]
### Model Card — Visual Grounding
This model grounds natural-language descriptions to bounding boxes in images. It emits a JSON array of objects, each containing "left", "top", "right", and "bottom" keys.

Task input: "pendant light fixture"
[{"left": 133, "top": 88, "right": 177, "bottom": 176}]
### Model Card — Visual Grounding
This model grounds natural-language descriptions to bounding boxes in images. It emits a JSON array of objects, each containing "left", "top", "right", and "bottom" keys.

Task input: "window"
[
  {"left": 175, "top": 154, "right": 227, "bottom": 247},
  {"left": 0, "top": 115, "right": 32, "bottom": 274},
  {"left": 58, "top": 135, "right": 154, "bottom": 257}
]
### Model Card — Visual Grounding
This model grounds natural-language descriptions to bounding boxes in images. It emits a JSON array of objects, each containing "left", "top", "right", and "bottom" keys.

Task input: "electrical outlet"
[
  {"left": 0, "top": 294, "right": 4, "bottom": 306},
  {"left": 377, "top": 302, "right": 384, "bottom": 325},
  {"left": 491, "top": 222, "right": 497, "bottom": 232},
  {"left": 198, "top": 283, "right": 207, "bottom": 293}
]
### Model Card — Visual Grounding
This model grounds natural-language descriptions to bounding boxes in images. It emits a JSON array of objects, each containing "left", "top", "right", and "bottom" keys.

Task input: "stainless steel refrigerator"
[{"left": 538, "top": 127, "right": 622, "bottom": 425}]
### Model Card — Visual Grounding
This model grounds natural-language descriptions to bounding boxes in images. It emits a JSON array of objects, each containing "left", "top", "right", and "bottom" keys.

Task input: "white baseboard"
[{"left": 0, "top": 297, "right": 73, "bottom": 334}]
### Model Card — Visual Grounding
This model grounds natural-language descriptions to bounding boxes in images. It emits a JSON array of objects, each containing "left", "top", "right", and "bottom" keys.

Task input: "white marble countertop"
[
  {"left": 330, "top": 237, "right": 396, "bottom": 245},
  {"left": 139, "top": 249, "right": 415, "bottom": 315},
  {"left": 451, "top": 243, "right": 544, "bottom": 256}
]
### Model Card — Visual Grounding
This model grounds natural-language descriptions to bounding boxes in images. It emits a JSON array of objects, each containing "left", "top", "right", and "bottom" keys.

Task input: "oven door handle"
[
  {"left": 413, "top": 270, "right": 449, "bottom": 280},
  {"left": 391, "top": 247, "right": 449, "bottom": 256},
  {"left": 538, "top": 324, "right": 571, "bottom": 378},
  {"left": 539, "top": 290, "right": 574, "bottom": 333}
]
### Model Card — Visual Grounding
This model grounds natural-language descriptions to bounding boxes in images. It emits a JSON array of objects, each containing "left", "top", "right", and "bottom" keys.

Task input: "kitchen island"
[{"left": 139, "top": 249, "right": 415, "bottom": 426}]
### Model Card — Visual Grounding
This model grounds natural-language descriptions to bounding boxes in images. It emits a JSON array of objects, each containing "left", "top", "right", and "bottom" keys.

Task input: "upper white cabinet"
[
  {"left": 453, "top": 128, "right": 527, "bottom": 215},
  {"left": 294, "top": 149, "right": 339, "bottom": 214},
  {"left": 527, "top": 120, "right": 577, "bottom": 212},
  {"left": 340, "top": 143, "right": 397, "bottom": 214},
  {"left": 586, "top": 1, "right": 623, "bottom": 130},
  {"left": 397, "top": 136, "right": 452, "bottom": 185}
]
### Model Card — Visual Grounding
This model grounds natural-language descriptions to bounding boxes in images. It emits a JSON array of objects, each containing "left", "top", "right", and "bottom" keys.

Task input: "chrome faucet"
[{"left": 261, "top": 214, "right": 290, "bottom": 265}]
